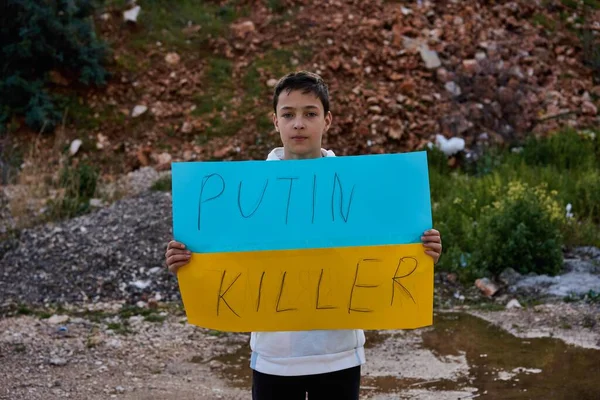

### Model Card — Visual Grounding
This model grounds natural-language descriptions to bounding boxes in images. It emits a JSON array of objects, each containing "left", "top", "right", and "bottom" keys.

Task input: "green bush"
[
  {"left": 519, "top": 129, "right": 599, "bottom": 171},
  {"left": 471, "top": 181, "right": 564, "bottom": 277},
  {"left": 573, "top": 173, "right": 600, "bottom": 222},
  {"left": 0, "top": 0, "right": 108, "bottom": 133}
]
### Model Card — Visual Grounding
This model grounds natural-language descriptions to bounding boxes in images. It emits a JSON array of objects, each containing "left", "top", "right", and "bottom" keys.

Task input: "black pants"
[{"left": 252, "top": 366, "right": 361, "bottom": 400}]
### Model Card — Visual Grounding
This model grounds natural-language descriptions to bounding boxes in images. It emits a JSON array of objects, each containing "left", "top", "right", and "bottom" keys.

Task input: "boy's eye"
[
  {"left": 306, "top": 112, "right": 317, "bottom": 117},
  {"left": 282, "top": 113, "right": 293, "bottom": 118}
]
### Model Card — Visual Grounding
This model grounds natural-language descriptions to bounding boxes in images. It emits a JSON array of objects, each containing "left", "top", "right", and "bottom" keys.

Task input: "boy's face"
[{"left": 273, "top": 89, "right": 332, "bottom": 160}]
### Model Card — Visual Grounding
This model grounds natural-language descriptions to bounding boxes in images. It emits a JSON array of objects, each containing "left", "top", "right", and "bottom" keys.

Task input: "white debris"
[
  {"left": 123, "top": 5, "right": 141, "bottom": 23},
  {"left": 130, "top": 280, "right": 151, "bottom": 290},
  {"left": 69, "top": 139, "right": 82, "bottom": 156},
  {"left": 131, "top": 105, "right": 148, "bottom": 118},
  {"left": 445, "top": 81, "right": 462, "bottom": 97},
  {"left": 435, "top": 134, "right": 465, "bottom": 156},
  {"left": 506, "top": 299, "right": 523, "bottom": 309},
  {"left": 419, "top": 45, "right": 442, "bottom": 69}
]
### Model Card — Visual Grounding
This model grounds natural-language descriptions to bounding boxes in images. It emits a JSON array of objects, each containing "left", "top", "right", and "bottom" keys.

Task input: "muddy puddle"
[{"left": 202, "top": 313, "right": 600, "bottom": 399}]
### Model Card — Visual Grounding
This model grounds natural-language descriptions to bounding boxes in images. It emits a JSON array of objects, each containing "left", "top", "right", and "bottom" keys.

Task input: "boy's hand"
[
  {"left": 165, "top": 240, "right": 191, "bottom": 274},
  {"left": 421, "top": 229, "right": 442, "bottom": 264}
]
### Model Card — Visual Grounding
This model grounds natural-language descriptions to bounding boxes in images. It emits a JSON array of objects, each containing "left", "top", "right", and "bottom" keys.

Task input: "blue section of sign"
[{"left": 172, "top": 152, "right": 432, "bottom": 253}]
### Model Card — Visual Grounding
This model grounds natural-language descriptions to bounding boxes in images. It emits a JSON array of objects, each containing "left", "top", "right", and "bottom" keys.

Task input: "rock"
[
  {"left": 419, "top": 46, "right": 442, "bottom": 69},
  {"left": 123, "top": 5, "right": 140, "bottom": 23},
  {"left": 130, "top": 280, "right": 151, "bottom": 290},
  {"left": 462, "top": 59, "right": 479, "bottom": 74},
  {"left": 398, "top": 79, "right": 416, "bottom": 94},
  {"left": 571, "top": 247, "right": 600, "bottom": 260},
  {"left": 47, "top": 315, "right": 70, "bottom": 325},
  {"left": 582, "top": 101, "right": 597, "bottom": 116},
  {"left": 506, "top": 299, "right": 522, "bottom": 309},
  {"left": 48, "top": 70, "right": 69, "bottom": 86},
  {"left": 513, "top": 272, "right": 600, "bottom": 297},
  {"left": 131, "top": 105, "right": 148, "bottom": 118},
  {"left": 388, "top": 125, "right": 404, "bottom": 140},
  {"left": 475, "top": 278, "right": 499, "bottom": 297},
  {"left": 475, "top": 51, "right": 487, "bottom": 60},
  {"left": 181, "top": 121, "right": 193, "bottom": 134},
  {"left": 369, "top": 105, "right": 382, "bottom": 114},
  {"left": 156, "top": 153, "right": 172, "bottom": 164},
  {"left": 69, "top": 139, "right": 82, "bottom": 156},
  {"left": 563, "top": 258, "right": 600, "bottom": 274},
  {"left": 499, "top": 268, "right": 523, "bottom": 286},
  {"left": 436, "top": 67, "right": 449, "bottom": 83},
  {"left": 231, "top": 21, "right": 255, "bottom": 39},
  {"left": 213, "top": 145, "right": 233, "bottom": 159},
  {"left": 266, "top": 78, "right": 278, "bottom": 87},
  {"left": 96, "top": 134, "right": 109, "bottom": 150},
  {"left": 89, "top": 199, "right": 104, "bottom": 208},
  {"left": 444, "top": 81, "right": 462, "bottom": 97},
  {"left": 165, "top": 53, "right": 180, "bottom": 65},
  {"left": 49, "top": 357, "right": 68, "bottom": 366}
]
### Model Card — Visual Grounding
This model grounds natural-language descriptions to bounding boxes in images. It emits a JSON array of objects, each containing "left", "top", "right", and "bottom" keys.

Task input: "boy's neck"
[{"left": 283, "top": 148, "right": 323, "bottom": 160}]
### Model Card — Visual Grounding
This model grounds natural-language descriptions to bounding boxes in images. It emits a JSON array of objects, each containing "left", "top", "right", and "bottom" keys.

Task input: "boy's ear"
[
  {"left": 272, "top": 112, "right": 279, "bottom": 132},
  {"left": 324, "top": 111, "right": 332, "bottom": 132}
]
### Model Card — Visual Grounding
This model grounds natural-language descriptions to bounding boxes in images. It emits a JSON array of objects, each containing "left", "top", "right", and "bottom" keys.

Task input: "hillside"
[{"left": 1, "top": 0, "right": 599, "bottom": 229}]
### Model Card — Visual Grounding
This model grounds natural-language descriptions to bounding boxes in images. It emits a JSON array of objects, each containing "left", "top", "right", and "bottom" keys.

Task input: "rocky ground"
[{"left": 1, "top": 174, "right": 599, "bottom": 399}]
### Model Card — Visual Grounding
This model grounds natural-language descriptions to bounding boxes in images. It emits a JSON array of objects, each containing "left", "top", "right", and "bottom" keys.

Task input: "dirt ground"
[{"left": 1, "top": 301, "right": 598, "bottom": 400}]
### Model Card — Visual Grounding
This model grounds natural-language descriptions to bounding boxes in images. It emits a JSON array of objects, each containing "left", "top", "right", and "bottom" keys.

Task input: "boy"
[{"left": 165, "top": 71, "right": 443, "bottom": 399}]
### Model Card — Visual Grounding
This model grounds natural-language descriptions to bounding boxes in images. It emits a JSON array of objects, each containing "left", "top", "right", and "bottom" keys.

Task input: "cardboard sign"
[{"left": 172, "top": 152, "right": 434, "bottom": 332}]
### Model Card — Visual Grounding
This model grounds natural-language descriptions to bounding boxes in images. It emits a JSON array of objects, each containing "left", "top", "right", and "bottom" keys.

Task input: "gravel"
[{"left": 0, "top": 190, "right": 177, "bottom": 310}]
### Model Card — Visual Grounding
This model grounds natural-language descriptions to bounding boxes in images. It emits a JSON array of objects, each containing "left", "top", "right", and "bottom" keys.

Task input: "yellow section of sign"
[{"left": 177, "top": 243, "right": 433, "bottom": 332}]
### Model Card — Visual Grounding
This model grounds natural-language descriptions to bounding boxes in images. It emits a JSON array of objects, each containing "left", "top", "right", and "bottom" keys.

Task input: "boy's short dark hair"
[{"left": 272, "top": 71, "right": 330, "bottom": 115}]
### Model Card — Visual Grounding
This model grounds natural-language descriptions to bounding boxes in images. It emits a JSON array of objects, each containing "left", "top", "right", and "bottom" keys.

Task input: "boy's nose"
[{"left": 293, "top": 119, "right": 305, "bottom": 129}]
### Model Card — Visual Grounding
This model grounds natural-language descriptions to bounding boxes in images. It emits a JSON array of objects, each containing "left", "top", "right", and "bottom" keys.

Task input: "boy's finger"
[
  {"left": 423, "top": 243, "right": 442, "bottom": 252},
  {"left": 423, "top": 229, "right": 440, "bottom": 236},
  {"left": 425, "top": 250, "right": 438, "bottom": 259},
  {"left": 167, "top": 254, "right": 191, "bottom": 265},
  {"left": 168, "top": 241, "right": 186, "bottom": 250},
  {"left": 166, "top": 249, "right": 191, "bottom": 258},
  {"left": 421, "top": 235, "right": 441, "bottom": 243},
  {"left": 169, "top": 261, "right": 188, "bottom": 273}
]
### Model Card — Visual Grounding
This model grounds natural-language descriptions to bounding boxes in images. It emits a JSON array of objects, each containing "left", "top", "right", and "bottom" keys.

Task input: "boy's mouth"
[{"left": 291, "top": 136, "right": 308, "bottom": 141}]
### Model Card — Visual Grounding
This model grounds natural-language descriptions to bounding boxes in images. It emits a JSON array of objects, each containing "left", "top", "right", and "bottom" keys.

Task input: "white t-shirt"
[{"left": 248, "top": 147, "right": 366, "bottom": 376}]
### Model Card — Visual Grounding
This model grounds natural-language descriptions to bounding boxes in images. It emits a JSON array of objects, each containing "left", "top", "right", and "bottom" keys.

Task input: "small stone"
[
  {"left": 419, "top": 46, "right": 441, "bottom": 69},
  {"left": 181, "top": 121, "right": 193, "bottom": 134},
  {"left": 131, "top": 105, "right": 148, "bottom": 118},
  {"left": 475, "top": 51, "right": 487, "bottom": 60},
  {"left": 69, "top": 139, "right": 82, "bottom": 156},
  {"left": 231, "top": 21, "right": 255, "bottom": 38},
  {"left": 462, "top": 59, "right": 479, "bottom": 74},
  {"left": 156, "top": 152, "right": 172, "bottom": 166},
  {"left": 165, "top": 52, "right": 180, "bottom": 65},
  {"left": 388, "top": 125, "right": 404, "bottom": 140},
  {"left": 266, "top": 78, "right": 278, "bottom": 87},
  {"left": 506, "top": 299, "right": 522, "bottom": 309},
  {"left": 444, "top": 81, "right": 461, "bottom": 97},
  {"left": 475, "top": 278, "right": 499, "bottom": 297},
  {"left": 369, "top": 105, "right": 382, "bottom": 114},
  {"left": 48, "top": 315, "right": 70, "bottom": 325},
  {"left": 115, "top": 386, "right": 125, "bottom": 394},
  {"left": 499, "top": 268, "right": 522, "bottom": 286},
  {"left": 89, "top": 198, "right": 103, "bottom": 208},
  {"left": 436, "top": 67, "right": 449, "bottom": 83},
  {"left": 49, "top": 357, "right": 67, "bottom": 366},
  {"left": 123, "top": 5, "right": 140, "bottom": 23},
  {"left": 582, "top": 101, "right": 597, "bottom": 116}
]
